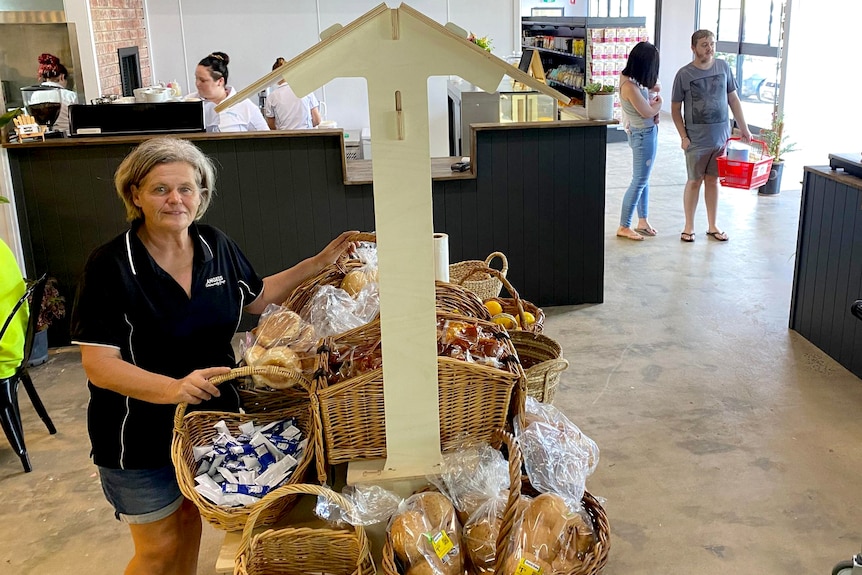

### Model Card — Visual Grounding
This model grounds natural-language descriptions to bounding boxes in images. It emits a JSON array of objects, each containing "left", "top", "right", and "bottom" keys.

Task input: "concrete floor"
[{"left": 2, "top": 118, "right": 861, "bottom": 575}]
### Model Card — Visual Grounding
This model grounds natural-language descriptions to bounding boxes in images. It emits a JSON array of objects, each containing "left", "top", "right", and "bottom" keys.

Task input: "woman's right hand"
[{"left": 170, "top": 366, "right": 231, "bottom": 404}]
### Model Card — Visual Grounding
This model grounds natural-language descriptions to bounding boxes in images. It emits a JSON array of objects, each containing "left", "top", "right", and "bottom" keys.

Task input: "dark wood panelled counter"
[
  {"left": 789, "top": 165, "right": 862, "bottom": 379},
  {"left": 5, "top": 121, "right": 611, "bottom": 343}
]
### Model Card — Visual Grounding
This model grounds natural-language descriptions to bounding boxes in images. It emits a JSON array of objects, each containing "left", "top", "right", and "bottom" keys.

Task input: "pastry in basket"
[
  {"left": 256, "top": 308, "right": 304, "bottom": 347},
  {"left": 341, "top": 267, "right": 378, "bottom": 297}
]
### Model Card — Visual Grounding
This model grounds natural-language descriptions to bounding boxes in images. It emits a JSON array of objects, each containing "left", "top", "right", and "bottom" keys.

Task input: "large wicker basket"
[
  {"left": 508, "top": 331, "right": 569, "bottom": 404},
  {"left": 235, "top": 483, "right": 375, "bottom": 575},
  {"left": 283, "top": 232, "right": 490, "bottom": 321},
  {"left": 171, "top": 366, "right": 316, "bottom": 531},
  {"left": 381, "top": 430, "right": 609, "bottom": 575},
  {"left": 449, "top": 251, "right": 508, "bottom": 301},
  {"left": 313, "top": 316, "right": 525, "bottom": 483}
]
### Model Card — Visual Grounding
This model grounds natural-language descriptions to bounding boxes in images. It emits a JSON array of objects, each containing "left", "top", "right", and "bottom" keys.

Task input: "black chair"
[{"left": 1, "top": 273, "right": 57, "bottom": 472}]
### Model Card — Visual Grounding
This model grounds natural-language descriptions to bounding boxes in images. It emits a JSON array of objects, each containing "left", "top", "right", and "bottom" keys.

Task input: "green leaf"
[{"left": 0, "top": 108, "right": 23, "bottom": 129}]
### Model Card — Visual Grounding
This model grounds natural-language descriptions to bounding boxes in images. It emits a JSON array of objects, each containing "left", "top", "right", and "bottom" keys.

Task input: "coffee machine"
[{"left": 21, "top": 85, "right": 64, "bottom": 139}]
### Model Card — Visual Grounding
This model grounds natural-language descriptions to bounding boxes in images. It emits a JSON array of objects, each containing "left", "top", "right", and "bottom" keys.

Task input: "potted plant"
[
  {"left": 28, "top": 276, "right": 66, "bottom": 366},
  {"left": 584, "top": 82, "right": 615, "bottom": 121},
  {"left": 467, "top": 32, "right": 493, "bottom": 52},
  {"left": 757, "top": 113, "right": 797, "bottom": 195}
]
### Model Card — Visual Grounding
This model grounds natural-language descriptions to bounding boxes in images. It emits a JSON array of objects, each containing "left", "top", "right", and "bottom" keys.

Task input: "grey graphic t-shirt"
[{"left": 672, "top": 59, "right": 737, "bottom": 150}]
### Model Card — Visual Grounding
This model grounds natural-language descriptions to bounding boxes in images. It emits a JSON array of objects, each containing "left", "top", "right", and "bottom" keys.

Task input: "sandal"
[
  {"left": 635, "top": 227, "right": 658, "bottom": 237},
  {"left": 706, "top": 231, "right": 729, "bottom": 242},
  {"left": 616, "top": 230, "right": 644, "bottom": 241},
  {"left": 680, "top": 232, "right": 695, "bottom": 243}
]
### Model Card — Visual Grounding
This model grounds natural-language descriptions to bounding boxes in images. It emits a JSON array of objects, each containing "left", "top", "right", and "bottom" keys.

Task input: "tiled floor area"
[{"left": 2, "top": 118, "right": 860, "bottom": 574}]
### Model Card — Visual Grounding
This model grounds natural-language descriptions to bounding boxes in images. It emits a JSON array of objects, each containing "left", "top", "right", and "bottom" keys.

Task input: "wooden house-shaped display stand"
[{"left": 214, "top": 5, "right": 568, "bottom": 567}]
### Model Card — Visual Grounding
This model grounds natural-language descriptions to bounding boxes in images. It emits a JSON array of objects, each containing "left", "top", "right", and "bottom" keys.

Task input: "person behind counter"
[
  {"left": 70, "top": 137, "right": 355, "bottom": 574},
  {"left": 187, "top": 51, "right": 269, "bottom": 132},
  {"left": 264, "top": 57, "right": 322, "bottom": 130},
  {"left": 33, "top": 53, "right": 78, "bottom": 135}
]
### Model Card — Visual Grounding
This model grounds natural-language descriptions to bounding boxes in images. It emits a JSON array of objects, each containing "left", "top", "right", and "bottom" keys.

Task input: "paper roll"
[{"left": 433, "top": 232, "right": 449, "bottom": 282}]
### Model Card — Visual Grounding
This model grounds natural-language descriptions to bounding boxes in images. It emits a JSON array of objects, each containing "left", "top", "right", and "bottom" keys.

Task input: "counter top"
[{"left": 805, "top": 165, "right": 862, "bottom": 192}]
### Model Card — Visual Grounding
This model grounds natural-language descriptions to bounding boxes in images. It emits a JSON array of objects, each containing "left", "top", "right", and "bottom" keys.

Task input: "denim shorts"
[{"left": 99, "top": 465, "right": 183, "bottom": 524}]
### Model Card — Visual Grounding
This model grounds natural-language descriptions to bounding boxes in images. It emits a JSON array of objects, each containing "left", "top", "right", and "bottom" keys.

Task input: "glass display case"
[{"left": 447, "top": 77, "right": 558, "bottom": 156}]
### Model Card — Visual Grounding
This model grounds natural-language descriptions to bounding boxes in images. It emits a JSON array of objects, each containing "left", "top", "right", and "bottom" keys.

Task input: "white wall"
[
  {"left": 64, "top": 0, "right": 99, "bottom": 103},
  {"left": 657, "top": 0, "right": 695, "bottom": 113},
  {"left": 781, "top": 0, "right": 861, "bottom": 172},
  {"left": 145, "top": 0, "right": 519, "bottom": 156}
]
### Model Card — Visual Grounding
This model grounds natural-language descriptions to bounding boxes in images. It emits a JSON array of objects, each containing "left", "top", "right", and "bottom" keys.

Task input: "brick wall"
[{"left": 89, "top": 0, "right": 151, "bottom": 96}]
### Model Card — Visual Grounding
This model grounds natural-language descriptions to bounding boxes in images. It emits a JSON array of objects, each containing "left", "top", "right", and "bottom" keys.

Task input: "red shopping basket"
[{"left": 716, "top": 137, "right": 773, "bottom": 190}]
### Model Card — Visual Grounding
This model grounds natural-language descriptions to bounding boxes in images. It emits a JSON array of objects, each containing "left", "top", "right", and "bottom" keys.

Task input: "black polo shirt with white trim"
[{"left": 71, "top": 222, "right": 263, "bottom": 469}]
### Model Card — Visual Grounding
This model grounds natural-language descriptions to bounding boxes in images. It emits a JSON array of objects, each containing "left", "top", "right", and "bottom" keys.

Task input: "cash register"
[
  {"left": 829, "top": 153, "right": 862, "bottom": 179},
  {"left": 68, "top": 101, "right": 205, "bottom": 137}
]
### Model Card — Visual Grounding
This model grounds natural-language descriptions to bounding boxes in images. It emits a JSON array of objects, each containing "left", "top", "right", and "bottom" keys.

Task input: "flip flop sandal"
[
  {"left": 635, "top": 227, "right": 657, "bottom": 236},
  {"left": 706, "top": 231, "right": 729, "bottom": 241},
  {"left": 680, "top": 232, "right": 695, "bottom": 243}
]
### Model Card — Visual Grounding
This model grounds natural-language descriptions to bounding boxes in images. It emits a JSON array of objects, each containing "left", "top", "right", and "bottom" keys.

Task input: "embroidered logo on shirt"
[{"left": 205, "top": 275, "right": 226, "bottom": 288}]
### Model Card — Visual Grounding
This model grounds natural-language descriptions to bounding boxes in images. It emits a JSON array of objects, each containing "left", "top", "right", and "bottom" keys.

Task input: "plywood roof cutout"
[{"left": 219, "top": 3, "right": 565, "bottom": 481}]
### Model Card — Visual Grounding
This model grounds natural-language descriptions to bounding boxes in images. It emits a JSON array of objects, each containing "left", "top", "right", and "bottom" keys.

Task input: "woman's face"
[
  {"left": 194, "top": 65, "right": 225, "bottom": 101},
  {"left": 132, "top": 162, "right": 201, "bottom": 234}
]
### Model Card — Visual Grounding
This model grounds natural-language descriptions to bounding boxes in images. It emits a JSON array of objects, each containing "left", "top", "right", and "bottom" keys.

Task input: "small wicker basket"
[
  {"left": 449, "top": 252, "right": 509, "bottom": 301},
  {"left": 313, "top": 315, "right": 525, "bottom": 483},
  {"left": 171, "top": 366, "right": 316, "bottom": 532},
  {"left": 464, "top": 266, "right": 545, "bottom": 334},
  {"left": 508, "top": 331, "right": 569, "bottom": 404},
  {"left": 234, "top": 483, "right": 376, "bottom": 575}
]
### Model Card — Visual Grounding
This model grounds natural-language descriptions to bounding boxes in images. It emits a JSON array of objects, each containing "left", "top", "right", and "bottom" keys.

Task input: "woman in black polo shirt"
[{"left": 71, "top": 137, "right": 354, "bottom": 575}]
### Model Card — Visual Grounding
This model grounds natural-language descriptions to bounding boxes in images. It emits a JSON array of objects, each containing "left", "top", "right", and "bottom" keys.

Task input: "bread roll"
[
  {"left": 256, "top": 309, "right": 303, "bottom": 347},
  {"left": 464, "top": 516, "right": 500, "bottom": 573},
  {"left": 341, "top": 268, "right": 378, "bottom": 297},
  {"left": 390, "top": 510, "right": 430, "bottom": 564},
  {"left": 415, "top": 491, "right": 456, "bottom": 530},
  {"left": 520, "top": 494, "right": 569, "bottom": 562}
]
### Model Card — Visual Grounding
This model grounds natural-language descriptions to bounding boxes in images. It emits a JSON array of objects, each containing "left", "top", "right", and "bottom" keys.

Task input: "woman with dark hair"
[
  {"left": 71, "top": 137, "right": 354, "bottom": 573},
  {"left": 187, "top": 51, "right": 269, "bottom": 132},
  {"left": 616, "top": 42, "right": 663, "bottom": 241},
  {"left": 34, "top": 53, "right": 78, "bottom": 135},
  {"left": 263, "top": 57, "right": 322, "bottom": 130}
]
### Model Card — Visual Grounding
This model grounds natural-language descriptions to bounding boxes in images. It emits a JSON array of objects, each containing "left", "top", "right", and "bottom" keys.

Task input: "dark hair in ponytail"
[
  {"left": 198, "top": 51, "right": 230, "bottom": 83},
  {"left": 271, "top": 57, "right": 286, "bottom": 71},
  {"left": 38, "top": 53, "right": 68, "bottom": 81}
]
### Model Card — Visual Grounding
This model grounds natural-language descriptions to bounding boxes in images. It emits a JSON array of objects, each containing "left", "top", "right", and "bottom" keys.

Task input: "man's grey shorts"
[{"left": 685, "top": 144, "right": 726, "bottom": 181}]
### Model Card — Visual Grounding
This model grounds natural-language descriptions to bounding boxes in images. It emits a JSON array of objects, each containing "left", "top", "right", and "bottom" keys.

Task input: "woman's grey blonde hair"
[{"left": 114, "top": 137, "right": 217, "bottom": 222}]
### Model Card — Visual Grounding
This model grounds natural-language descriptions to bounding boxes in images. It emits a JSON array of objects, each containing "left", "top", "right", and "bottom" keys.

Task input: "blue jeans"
[{"left": 620, "top": 125, "right": 658, "bottom": 227}]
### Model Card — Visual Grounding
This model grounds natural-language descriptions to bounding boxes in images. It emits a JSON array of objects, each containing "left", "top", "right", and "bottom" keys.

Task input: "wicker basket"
[
  {"left": 508, "top": 331, "right": 568, "bottom": 404},
  {"left": 171, "top": 366, "right": 316, "bottom": 532},
  {"left": 283, "top": 232, "right": 489, "bottom": 321},
  {"left": 313, "top": 316, "right": 525, "bottom": 483},
  {"left": 235, "top": 483, "right": 375, "bottom": 575},
  {"left": 449, "top": 252, "right": 509, "bottom": 301},
  {"left": 465, "top": 266, "right": 545, "bottom": 334},
  {"left": 382, "top": 430, "right": 609, "bottom": 575}
]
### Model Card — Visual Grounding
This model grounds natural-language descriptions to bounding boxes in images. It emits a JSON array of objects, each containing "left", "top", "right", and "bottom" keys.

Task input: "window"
[{"left": 698, "top": 0, "right": 785, "bottom": 130}]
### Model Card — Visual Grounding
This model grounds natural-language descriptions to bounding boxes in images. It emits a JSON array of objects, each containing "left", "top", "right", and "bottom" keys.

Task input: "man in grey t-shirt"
[{"left": 671, "top": 30, "right": 751, "bottom": 242}]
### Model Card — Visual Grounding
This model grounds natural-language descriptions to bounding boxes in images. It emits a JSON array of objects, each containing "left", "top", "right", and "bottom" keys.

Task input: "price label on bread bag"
[
  {"left": 430, "top": 530, "right": 454, "bottom": 559},
  {"left": 515, "top": 558, "right": 543, "bottom": 575}
]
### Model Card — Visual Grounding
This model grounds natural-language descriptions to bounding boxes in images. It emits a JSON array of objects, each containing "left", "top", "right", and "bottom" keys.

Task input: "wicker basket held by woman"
[
  {"left": 450, "top": 251, "right": 508, "bottom": 301},
  {"left": 171, "top": 366, "right": 316, "bottom": 532}
]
